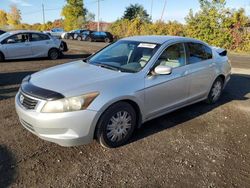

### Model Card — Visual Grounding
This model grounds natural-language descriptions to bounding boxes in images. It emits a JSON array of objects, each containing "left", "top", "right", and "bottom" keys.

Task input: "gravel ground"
[{"left": 0, "top": 40, "right": 250, "bottom": 188}]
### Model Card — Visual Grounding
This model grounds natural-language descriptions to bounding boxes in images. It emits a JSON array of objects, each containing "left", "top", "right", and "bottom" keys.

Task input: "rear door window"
[
  {"left": 186, "top": 43, "right": 213, "bottom": 64},
  {"left": 30, "top": 33, "right": 50, "bottom": 42}
]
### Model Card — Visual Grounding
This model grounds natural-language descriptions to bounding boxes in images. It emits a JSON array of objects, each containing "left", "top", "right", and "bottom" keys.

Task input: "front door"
[
  {"left": 144, "top": 43, "right": 190, "bottom": 119},
  {"left": 3, "top": 33, "right": 32, "bottom": 59}
]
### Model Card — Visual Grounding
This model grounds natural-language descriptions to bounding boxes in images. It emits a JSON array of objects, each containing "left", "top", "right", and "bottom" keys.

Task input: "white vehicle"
[
  {"left": 15, "top": 36, "right": 231, "bottom": 148},
  {"left": 47, "top": 28, "right": 64, "bottom": 39},
  {"left": 0, "top": 30, "right": 68, "bottom": 61}
]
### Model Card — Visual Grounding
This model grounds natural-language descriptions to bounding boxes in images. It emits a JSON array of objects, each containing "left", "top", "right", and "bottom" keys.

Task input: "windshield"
[
  {"left": 0, "top": 32, "right": 11, "bottom": 41},
  {"left": 88, "top": 40, "right": 159, "bottom": 73}
]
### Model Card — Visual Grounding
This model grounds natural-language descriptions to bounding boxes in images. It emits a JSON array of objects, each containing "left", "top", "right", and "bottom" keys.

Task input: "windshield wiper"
[{"left": 95, "top": 63, "right": 120, "bottom": 71}]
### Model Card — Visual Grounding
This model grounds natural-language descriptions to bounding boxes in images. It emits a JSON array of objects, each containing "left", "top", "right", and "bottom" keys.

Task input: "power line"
[{"left": 160, "top": 0, "right": 167, "bottom": 21}]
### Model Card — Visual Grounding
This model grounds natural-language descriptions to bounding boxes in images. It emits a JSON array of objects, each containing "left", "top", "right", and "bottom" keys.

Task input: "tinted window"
[
  {"left": 93, "top": 32, "right": 100, "bottom": 36},
  {"left": 30, "top": 33, "right": 50, "bottom": 41},
  {"left": 203, "top": 45, "right": 213, "bottom": 59},
  {"left": 186, "top": 43, "right": 212, "bottom": 64},
  {"left": 100, "top": 32, "right": 107, "bottom": 36},
  {"left": 156, "top": 43, "right": 185, "bottom": 68}
]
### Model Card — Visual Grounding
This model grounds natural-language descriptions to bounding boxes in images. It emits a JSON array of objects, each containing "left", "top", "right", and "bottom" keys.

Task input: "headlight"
[{"left": 41, "top": 92, "right": 99, "bottom": 113}]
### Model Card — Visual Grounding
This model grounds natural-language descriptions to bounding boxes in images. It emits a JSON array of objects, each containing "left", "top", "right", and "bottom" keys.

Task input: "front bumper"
[{"left": 15, "top": 93, "right": 98, "bottom": 147}]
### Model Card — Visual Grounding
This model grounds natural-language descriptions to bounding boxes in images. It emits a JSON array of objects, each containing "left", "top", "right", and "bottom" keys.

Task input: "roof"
[
  {"left": 122, "top": 35, "right": 200, "bottom": 44},
  {"left": 8, "top": 30, "right": 44, "bottom": 35}
]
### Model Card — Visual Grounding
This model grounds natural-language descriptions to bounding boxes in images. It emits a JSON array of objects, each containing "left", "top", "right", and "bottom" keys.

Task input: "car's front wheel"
[
  {"left": 86, "top": 37, "right": 92, "bottom": 42},
  {"left": 48, "top": 49, "right": 60, "bottom": 60},
  {"left": 77, "top": 36, "right": 82, "bottom": 41},
  {"left": 96, "top": 102, "right": 137, "bottom": 148},
  {"left": 206, "top": 77, "right": 224, "bottom": 104}
]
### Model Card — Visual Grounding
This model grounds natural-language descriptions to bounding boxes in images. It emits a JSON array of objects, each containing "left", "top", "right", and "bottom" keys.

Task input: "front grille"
[{"left": 19, "top": 92, "right": 38, "bottom": 110}]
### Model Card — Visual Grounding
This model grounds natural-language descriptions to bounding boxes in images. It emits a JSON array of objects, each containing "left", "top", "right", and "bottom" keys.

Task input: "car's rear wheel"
[
  {"left": 206, "top": 77, "right": 224, "bottom": 104},
  {"left": 77, "top": 36, "right": 82, "bottom": 41},
  {"left": 48, "top": 49, "right": 60, "bottom": 60},
  {"left": 96, "top": 102, "right": 136, "bottom": 148},
  {"left": 0, "top": 52, "right": 4, "bottom": 62},
  {"left": 104, "top": 38, "right": 110, "bottom": 43}
]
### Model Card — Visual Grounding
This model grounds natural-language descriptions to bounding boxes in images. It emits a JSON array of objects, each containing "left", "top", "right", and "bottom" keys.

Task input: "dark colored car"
[
  {"left": 82, "top": 31, "right": 114, "bottom": 43},
  {"left": 0, "top": 30, "right": 6, "bottom": 35},
  {"left": 65, "top": 29, "right": 87, "bottom": 40}
]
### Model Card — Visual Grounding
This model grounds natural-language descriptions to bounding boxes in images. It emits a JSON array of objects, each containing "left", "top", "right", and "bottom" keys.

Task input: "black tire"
[
  {"left": 48, "top": 49, "right": 60, "bottom": 60},
  {"left": 96, "top": 102, "right": 137, "bottom": 148},
  {"left": 77, "top": 36, "right": 82, "bottom": 41},
  {"left": 206, "top": 77, "right": 224, "bottom": 104},
  {"left": 86, "top": 37, "right": 92, "bottom": 42},
  {"left": 104, "top": 38, "right": 110, "bottom": 43},
  {"left": 0, "top": 52, "right": 4, "bottom": 62},
  {"left": 69, "top": 35, "right": 74, "bottom": 40}
]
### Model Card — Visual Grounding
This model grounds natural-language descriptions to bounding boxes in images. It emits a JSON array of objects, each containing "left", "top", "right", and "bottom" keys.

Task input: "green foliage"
[
  {"left": 61, "top": 0, "right": 87, "bottom": 31},
  {"left": 0, "top": 9, "right": 8, "bottom": 27},
  {"left": 123, "top": 4, "right": 151, "bottom": 23},
  {"left": 109, "top": 18, "right": 185, "bottom": 39},
  {"left": 185, "top": 0, "right": 250, "bottom": 51}
]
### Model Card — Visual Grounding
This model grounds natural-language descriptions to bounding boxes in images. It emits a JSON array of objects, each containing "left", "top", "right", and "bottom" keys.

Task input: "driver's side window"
[
  {"left": 3, "top": 34, "right": 29, "bottom": 44},
  {"left": 156, "top": 43, "right": 186, "bottom": 68}
]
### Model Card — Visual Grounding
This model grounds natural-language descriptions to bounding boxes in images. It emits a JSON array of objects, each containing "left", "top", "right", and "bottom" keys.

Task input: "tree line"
[{"left": 0, "top": 0, "right": 249, "bottom": 52}]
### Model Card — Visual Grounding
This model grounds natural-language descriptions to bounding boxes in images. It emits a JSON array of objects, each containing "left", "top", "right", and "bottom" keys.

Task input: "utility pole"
[
  {"left": 42, "top": 3, "right": 45, "bottom": 24},
  {"left": 160, "top": 0, "right": 167, "bottom": 21},
  {"left": 97, "top": 0, "right": 100, "bottom": 31},
  {"left": 150, "top": 0, "right": 153, "bottom": 20}
]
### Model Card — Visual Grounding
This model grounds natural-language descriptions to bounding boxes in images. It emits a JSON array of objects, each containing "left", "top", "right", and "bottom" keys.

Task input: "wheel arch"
[
  {"left": 93, "top": 98, "right": 143, "bottom": 139},
  {"left": 48, "top": 47, "right": 59, "bottom": 55},
  {"left": 0, "top": 51, "right": 5, "bottom": 61}
]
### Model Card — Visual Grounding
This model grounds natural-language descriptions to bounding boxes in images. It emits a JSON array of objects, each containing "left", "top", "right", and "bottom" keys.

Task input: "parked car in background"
[
  {"left": 82, "top": 31, "right": 114, "bottom": 43},
  {"left": 0, "top": 30, "right": 68, "bottom": 61},
  {"left": 71, "top": 29, "right": 87, "bottom": 40},
  {"left": 62, "top": 29, "right": 88, "bottom": 40},
  {"left": 0, "top": 30, "right": 6, "bottom": 35},
  {"left": 15, "top": 35, "right": 231, "bottom": 148},
  {"left": 46, "top": 28, "right": 64, "bottom": 39}
]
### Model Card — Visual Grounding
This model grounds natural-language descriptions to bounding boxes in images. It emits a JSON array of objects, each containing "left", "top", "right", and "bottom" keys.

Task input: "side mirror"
[
  {"left": 7, "top": 39, "right": 15, "bottom": 44},
  {"left": 154, "top": 65, "right": 172, "bottom": 75}
]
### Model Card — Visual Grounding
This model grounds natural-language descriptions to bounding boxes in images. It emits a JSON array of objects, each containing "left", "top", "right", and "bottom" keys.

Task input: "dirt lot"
[{"left": 0, "top": 40, "right": 250, "bottom": 187}]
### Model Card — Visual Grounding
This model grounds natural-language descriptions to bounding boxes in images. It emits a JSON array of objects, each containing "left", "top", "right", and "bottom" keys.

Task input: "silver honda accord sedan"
[{"left": 15, "top": 36, "right": 231, "bottom": 148}]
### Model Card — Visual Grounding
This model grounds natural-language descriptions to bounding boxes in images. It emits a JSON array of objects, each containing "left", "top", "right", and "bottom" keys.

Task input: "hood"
[{"left": 30, "top": 60, "right": 127, "bottom": 95}]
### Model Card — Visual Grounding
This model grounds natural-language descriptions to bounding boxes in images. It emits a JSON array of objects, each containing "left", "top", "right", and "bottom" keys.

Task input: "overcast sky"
[{"left": 1, "top": 0, "right": 250, "bottom": 24}]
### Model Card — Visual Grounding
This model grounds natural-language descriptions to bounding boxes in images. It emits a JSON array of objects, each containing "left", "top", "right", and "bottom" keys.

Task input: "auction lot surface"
[{"left": 0, "top": 40, "right": 250, "bottom": 187}]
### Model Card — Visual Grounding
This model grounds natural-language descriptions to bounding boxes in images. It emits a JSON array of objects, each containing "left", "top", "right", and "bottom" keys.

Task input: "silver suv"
[
  {"left": 0, "top": 30, "right": 67, "bottom": 61},
  {"left": 15, "top": 36, "right": 231, "bottom": 148}
]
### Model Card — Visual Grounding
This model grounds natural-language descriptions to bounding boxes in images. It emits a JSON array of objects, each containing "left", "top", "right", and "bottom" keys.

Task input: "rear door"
[
  {"left": 184, "top": 42, "right": 215, "bottom": 100},
  {"left": 2, "top": 33, "right": 32, "bottom": 59},
  {"left": 29, "top": 33, "right": 51, "bottom": 57}
]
